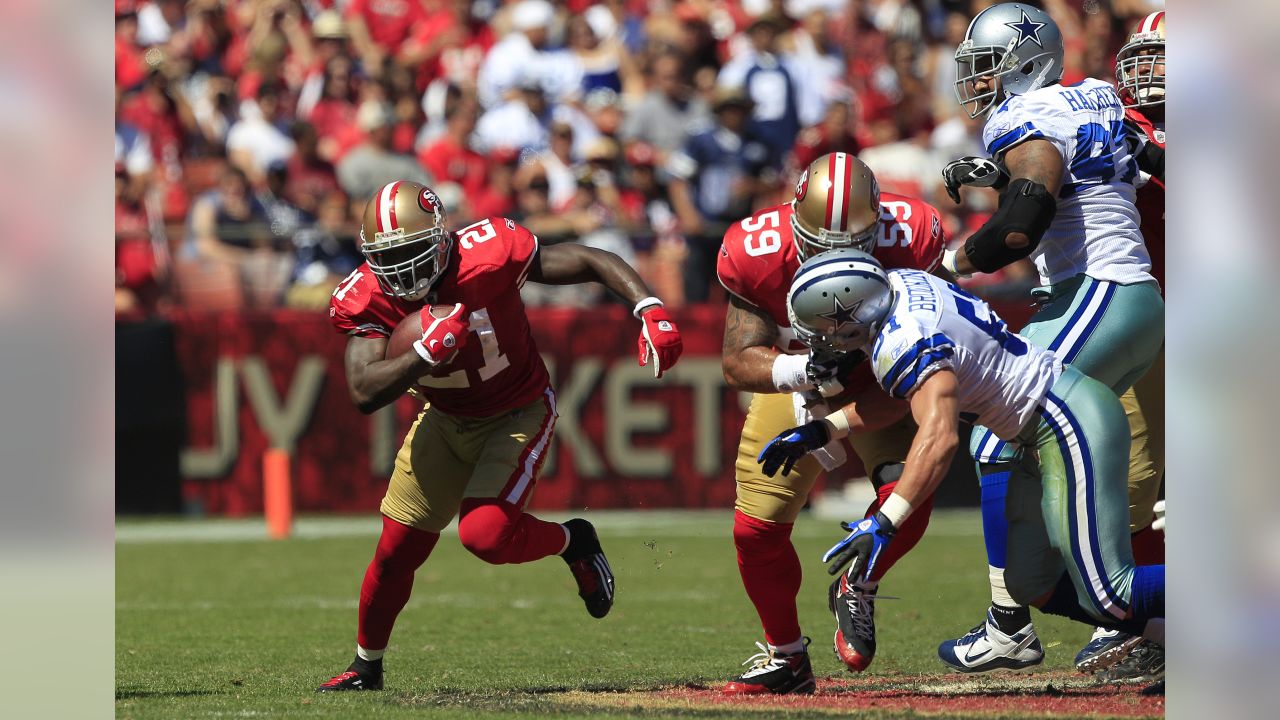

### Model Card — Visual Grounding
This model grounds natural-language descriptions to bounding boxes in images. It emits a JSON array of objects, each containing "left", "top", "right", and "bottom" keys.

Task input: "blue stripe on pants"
[{"left": 1038, "top": 391, "right": 1129, "bottom": 619}]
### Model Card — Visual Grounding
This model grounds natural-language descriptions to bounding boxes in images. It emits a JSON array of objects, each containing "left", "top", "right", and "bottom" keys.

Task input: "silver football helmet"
[
  {"left": 787, "top": 249, "right": 893, "bottom": 354},
  {"left": 954, "top": 3, "right": 1064, "bottom": 118}
]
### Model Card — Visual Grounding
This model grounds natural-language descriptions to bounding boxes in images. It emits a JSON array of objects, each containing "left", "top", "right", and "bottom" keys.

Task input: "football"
[{"left": 385, "top": 305, "right": 456, "bottom": 359}]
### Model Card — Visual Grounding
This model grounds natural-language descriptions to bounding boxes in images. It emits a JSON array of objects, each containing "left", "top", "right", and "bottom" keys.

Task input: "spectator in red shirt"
[
  {"left": 417, "top": 95, "right": 487, "bottom": 200},
  {"left": 791, "top": 95, "right": 860, "bottom": 171},
  {"left": 284, "top": 121, "right": 340, "bottom": 216},
  {"left": 116, "top": 2, "right": 148, "bottom": 91},
  {"left": 344, "top": 0, "right": 427, "bottom": 75}
]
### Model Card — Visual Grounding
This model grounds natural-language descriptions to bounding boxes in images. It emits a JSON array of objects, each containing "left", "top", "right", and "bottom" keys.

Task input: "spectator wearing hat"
[
  {"left": 666, "top": 86, "right": 769, "bottom": 303},
  {"left": 335, "top": 100, "right": 432, "bottom": 214},
  {"left": 477, "top": 0, "right": 556, "bottom": 108},
  {"left": 296, "top": 12, "right": 354, "bottom": 119},
  {"left": 718, "top": 13, "right": 801, "bottom": 169},
  {"left": 226, "top": 80, "right": 297, "bottom": 185}
]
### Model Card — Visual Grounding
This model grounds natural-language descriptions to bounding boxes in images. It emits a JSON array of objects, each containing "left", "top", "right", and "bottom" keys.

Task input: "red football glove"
[
  {"left": 638, "top": 306, "right": 683, "bottom": 378},
  {"left": 413, "top": 303, "right": 470, "bottom": 365}
]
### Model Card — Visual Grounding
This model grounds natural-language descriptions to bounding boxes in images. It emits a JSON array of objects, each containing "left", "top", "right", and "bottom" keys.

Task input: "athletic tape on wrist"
[
  {"left": 771, "top": 353, "right": 813, "bottom": 393},
  {"left": 879, "top": 492, "right": 914, "bottom": 529},
  {"left": 823, "top": 408, "right": 851, "bottom": 439}
]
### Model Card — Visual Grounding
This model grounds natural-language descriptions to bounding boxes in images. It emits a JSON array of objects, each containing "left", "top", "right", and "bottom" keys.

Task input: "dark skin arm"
[
  {"left": 721, "top": 294, "right": 784, "bottom": 392},
  {"left": 881, "top": 369, "right": 961, "bottom": 508},
  {"left": 525, "top": 243, "right": 656, "bottom": 309},
  {"left": 343, "top": 335, "right": 431, "bottom": 415},
  {"left": 949, "top": 138, "right": 1064, "bottom": 275}
]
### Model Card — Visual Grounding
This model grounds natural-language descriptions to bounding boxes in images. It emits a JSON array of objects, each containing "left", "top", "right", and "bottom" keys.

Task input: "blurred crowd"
[{"left": 114, "top": 0, "right": 1164, "bottom": 316}]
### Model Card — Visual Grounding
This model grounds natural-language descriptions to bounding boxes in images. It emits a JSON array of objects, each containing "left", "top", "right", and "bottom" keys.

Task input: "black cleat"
[
  {"left": 828, "top": 574, "right": 878, "bottom": 672},
  {"left": 722, "top": 638, "right": 816, "bottom": 695},
  {"left": 561, "top": 519, "right": 614, "bottom": 618},
  {"left": 1096, "top": 639, "right": 1165, "bottom": 684},
  {"left": 316, "top": 658, "right": 383, "bottom": 692}
]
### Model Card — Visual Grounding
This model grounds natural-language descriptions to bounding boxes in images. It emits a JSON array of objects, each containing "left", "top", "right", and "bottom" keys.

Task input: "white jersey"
[
  {"left": 870, "top": 270, "right": 1062, "bottom": 440},
  {"left": 984, "top": 78, "right": 1152, "bottom": 286}
]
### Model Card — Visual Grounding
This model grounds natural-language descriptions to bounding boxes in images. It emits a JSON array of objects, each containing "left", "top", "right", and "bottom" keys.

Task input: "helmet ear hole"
[{"left": 1020, "top": 61, "right": 1034, "bottom": 75}]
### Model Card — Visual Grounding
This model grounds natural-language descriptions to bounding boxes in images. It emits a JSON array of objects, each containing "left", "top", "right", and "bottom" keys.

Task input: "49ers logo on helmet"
[
  {"left": 795, "top": 168, "right": 810, "bottom": 201},
  {"left": 418, "top": 187, "right": 443, "bottom": 213}
]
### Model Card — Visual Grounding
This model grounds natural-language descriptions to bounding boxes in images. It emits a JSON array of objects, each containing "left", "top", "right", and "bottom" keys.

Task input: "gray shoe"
[{"left": 1095, "top": 639, "right": 1165, "bottom": 684}]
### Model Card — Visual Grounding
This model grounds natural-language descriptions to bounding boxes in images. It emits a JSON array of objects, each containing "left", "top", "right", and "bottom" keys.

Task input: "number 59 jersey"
[
  {"left": 717, "top": 194, "right": 946, "bottom": 354},
  {"left": 983, "top": 77, "right": 1152, "bottom": 287},
  {"left": 330, "top": 217, "right": 551, "bottom": 418},
  {"left": 871, "top": 269, "right": 1062, "bottom": 440}
]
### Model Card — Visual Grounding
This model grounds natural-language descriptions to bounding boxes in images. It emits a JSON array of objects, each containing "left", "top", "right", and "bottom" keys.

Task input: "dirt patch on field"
[{"left": 549, "top": 672, "right": 1163, "bottom": 718}]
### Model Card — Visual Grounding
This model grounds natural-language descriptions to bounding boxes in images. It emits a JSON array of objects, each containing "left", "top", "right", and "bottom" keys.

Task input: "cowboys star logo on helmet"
[
  {"left": 818, "top": 296, "right": 865, "bottom": 335},
  {"left": 1004, "top": 9, "right": 1046, "bottom": 47}
]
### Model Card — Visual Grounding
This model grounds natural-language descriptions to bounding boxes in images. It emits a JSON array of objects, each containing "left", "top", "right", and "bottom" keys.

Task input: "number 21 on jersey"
[{"left": 419, "top": 307, "right": 509, "bottom": 389}]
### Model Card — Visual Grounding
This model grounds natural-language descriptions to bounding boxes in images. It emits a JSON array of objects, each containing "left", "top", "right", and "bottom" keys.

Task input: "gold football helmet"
[
  {"left": 359, "top": 180, "right": 453, "bottom": 300},
  {"left": 1116, "top": 11, "right": 1165, "bottom": 109},
  {"left": 791, "top": 152, "right": 881, "bottom": 258}
]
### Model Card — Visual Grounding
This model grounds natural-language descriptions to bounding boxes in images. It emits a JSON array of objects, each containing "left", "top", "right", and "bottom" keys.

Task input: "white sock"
[
  {"left": 356, "top": 645, "right": 385, "bottom": 662},
  {"left": 557, "top": 524, "right": 571, "bottom": 555},
  {"left": 769, "top": 637, "right": 807, "bottom": 656},
  {"left": 1141, "top": 618, "right": 1165, "bottom": 645},
  {"left": 989, "top": 565, "right": 1019, "bottom": 607}
]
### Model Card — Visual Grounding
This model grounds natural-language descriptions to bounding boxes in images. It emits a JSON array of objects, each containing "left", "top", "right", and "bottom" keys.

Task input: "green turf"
[{"left": 116, "top": 510, "right": 1096, "bottom": 719}]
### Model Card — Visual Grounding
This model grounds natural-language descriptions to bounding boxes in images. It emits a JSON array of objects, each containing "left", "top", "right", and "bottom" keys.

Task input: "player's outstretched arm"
[
  {"left": 887, "top": 369, "right": 961, "bottom": 510},
  {"left": 343, "top": 335, "right": 429, "bottom": 414},
  {"left": 945, "top": 139, "right": 1062, "bottom": 276},
  {"left": 527, "top": 243, "right": 683, "bottom": 377},
  {"left": 825, "top": 384, "right": 911, "bottom": 435}
]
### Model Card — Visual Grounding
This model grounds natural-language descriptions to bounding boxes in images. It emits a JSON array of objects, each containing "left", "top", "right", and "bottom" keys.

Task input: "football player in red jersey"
[
  {"left": 1083, "top": 10, "right": 1166, "bottom": 684},
  {"left": 716, "top": 152, "right": 950, "bottom": 694},
  {"left": 317, "top": 180, "right": 683, "bottom": 692}
]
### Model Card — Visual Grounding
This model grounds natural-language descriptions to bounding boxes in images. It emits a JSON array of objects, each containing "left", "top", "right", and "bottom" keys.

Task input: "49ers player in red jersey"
[
  {"left": 717, "top": 152, "right": 949, "bottom": 694},
  {"left": 316, "top": 180, "right": 683, "bottom": 692},
  {"left": 1086, "top": 10, "right": 1167, "bottom": 684}
]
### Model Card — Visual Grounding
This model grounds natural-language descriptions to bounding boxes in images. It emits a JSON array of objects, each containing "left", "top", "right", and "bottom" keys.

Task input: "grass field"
[{"left": 116, "top": 510, "right": 1160, "bottom": 719}]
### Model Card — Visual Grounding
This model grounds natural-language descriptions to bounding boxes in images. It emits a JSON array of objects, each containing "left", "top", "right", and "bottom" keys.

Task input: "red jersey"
[
  {"left": 1125, "top": 107, "right": 1165, "bottom": 290},
  {"left": 345, "top": 0, "right": 425, "bottom": 52},
  {"left": 329, "top": 216, "right": 551, "bottom": 418},
  {"left": 716, "top": 194, "right": 947, "bottom": 354}
]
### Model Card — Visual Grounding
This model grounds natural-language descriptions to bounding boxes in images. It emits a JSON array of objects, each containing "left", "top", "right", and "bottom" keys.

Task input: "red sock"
[
  {"left": 457, "top": 499, "right": 568, "bottom": 565},
  {"left": 357, "top": 515, "right": 439, "bottom": 651},
  {"left": 867, "top": 480, "right": 934, "bottom": 583},
  {"left": 1130, "top": 523, "right": 1165, "bottom": 565},
  {"left": 734, "top": 510, "right": 802, "bottom": 646}
]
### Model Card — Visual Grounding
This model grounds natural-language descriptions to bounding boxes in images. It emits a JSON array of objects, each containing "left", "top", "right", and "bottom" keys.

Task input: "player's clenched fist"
[
  {"left": 412, "top": 303, "right": 470, "bottom": 365},
  {"left": 637, "top": 303, "right": 683, "bottom": 378}
]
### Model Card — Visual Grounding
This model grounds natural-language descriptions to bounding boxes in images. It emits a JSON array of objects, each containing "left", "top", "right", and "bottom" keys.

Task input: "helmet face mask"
[
  {"left": 787, "top": 249, "right": 894, "bottom": 355},
  {"left": 790, "top": 153, "right": 882, "bottom": 260},
  {"left": 360, "top": 182, "right": 453, "bottom": 300},
  {"left": 1116, "top": 12, "right": 1165, "bottom": 109},
  {"left": 953, "top": 3, "right": 1064, "bottom": 118}
]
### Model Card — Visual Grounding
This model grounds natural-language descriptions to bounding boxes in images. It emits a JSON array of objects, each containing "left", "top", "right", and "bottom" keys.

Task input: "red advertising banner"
[{"left": 168, "top": 302, "right": 1034, "bottom": 516}]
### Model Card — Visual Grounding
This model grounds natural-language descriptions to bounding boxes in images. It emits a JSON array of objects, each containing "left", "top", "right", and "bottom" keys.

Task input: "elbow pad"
[{"left": 961, "top": 178, "right": 1057, "bottom": 273}]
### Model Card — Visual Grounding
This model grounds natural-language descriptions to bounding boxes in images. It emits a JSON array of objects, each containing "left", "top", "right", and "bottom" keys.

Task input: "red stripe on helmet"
[
  {"left": 386, "top": 181, "right": 402, "bottom": 231},
  {"left": 824, "top": 156, "right": 837, "bottom": 229},
  {"left": 839, "top": 153, "right": 854, "bottom": 230},
  {"left": 1142, "top": 11, "right": 1164, "bottom": 34}
]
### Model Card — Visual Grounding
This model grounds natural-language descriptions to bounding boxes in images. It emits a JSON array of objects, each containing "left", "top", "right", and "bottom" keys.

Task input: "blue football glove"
[
  {"left": 821, "top": 511, "right": 898, "bottom": 580},
  {"left": 757, "top": 421, "right": 831, "bottom": 478}
]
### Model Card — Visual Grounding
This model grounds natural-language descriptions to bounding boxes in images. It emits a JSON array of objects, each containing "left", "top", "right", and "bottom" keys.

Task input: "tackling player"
[
  {"left": 716, "top": 152, "right": 949, "bottom": 695},
  {"left": 760, "top": 250, "right": 1166, "bottom": 677},
  {"left": 316, "top": 181, "right": 683, "bottom": 692},
  {"left": 1079, "top": 9, "right": 1167, "bottom": 683},
  {"left": 934, "top": 3, "right": 1163, "bottom": 674}
]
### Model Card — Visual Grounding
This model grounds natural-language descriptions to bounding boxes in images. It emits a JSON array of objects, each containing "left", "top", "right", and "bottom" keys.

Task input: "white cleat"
[{"left": 938, "top": 609, "right": 1045, "bottom": 673}]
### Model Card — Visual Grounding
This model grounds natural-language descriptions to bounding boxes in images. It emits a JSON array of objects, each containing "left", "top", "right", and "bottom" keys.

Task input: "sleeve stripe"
[
  {"left": 890, "top": 348, "right": 954, "bottom": 398},
  {"left": 517, "top": 233, "right": 540, "bottom": 288},
  {"left": 879, "top": 333, "right": 955, "bottom": 395},
  {"left": 987, "top": 122, "right": 1044, "bottom": 156}
]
